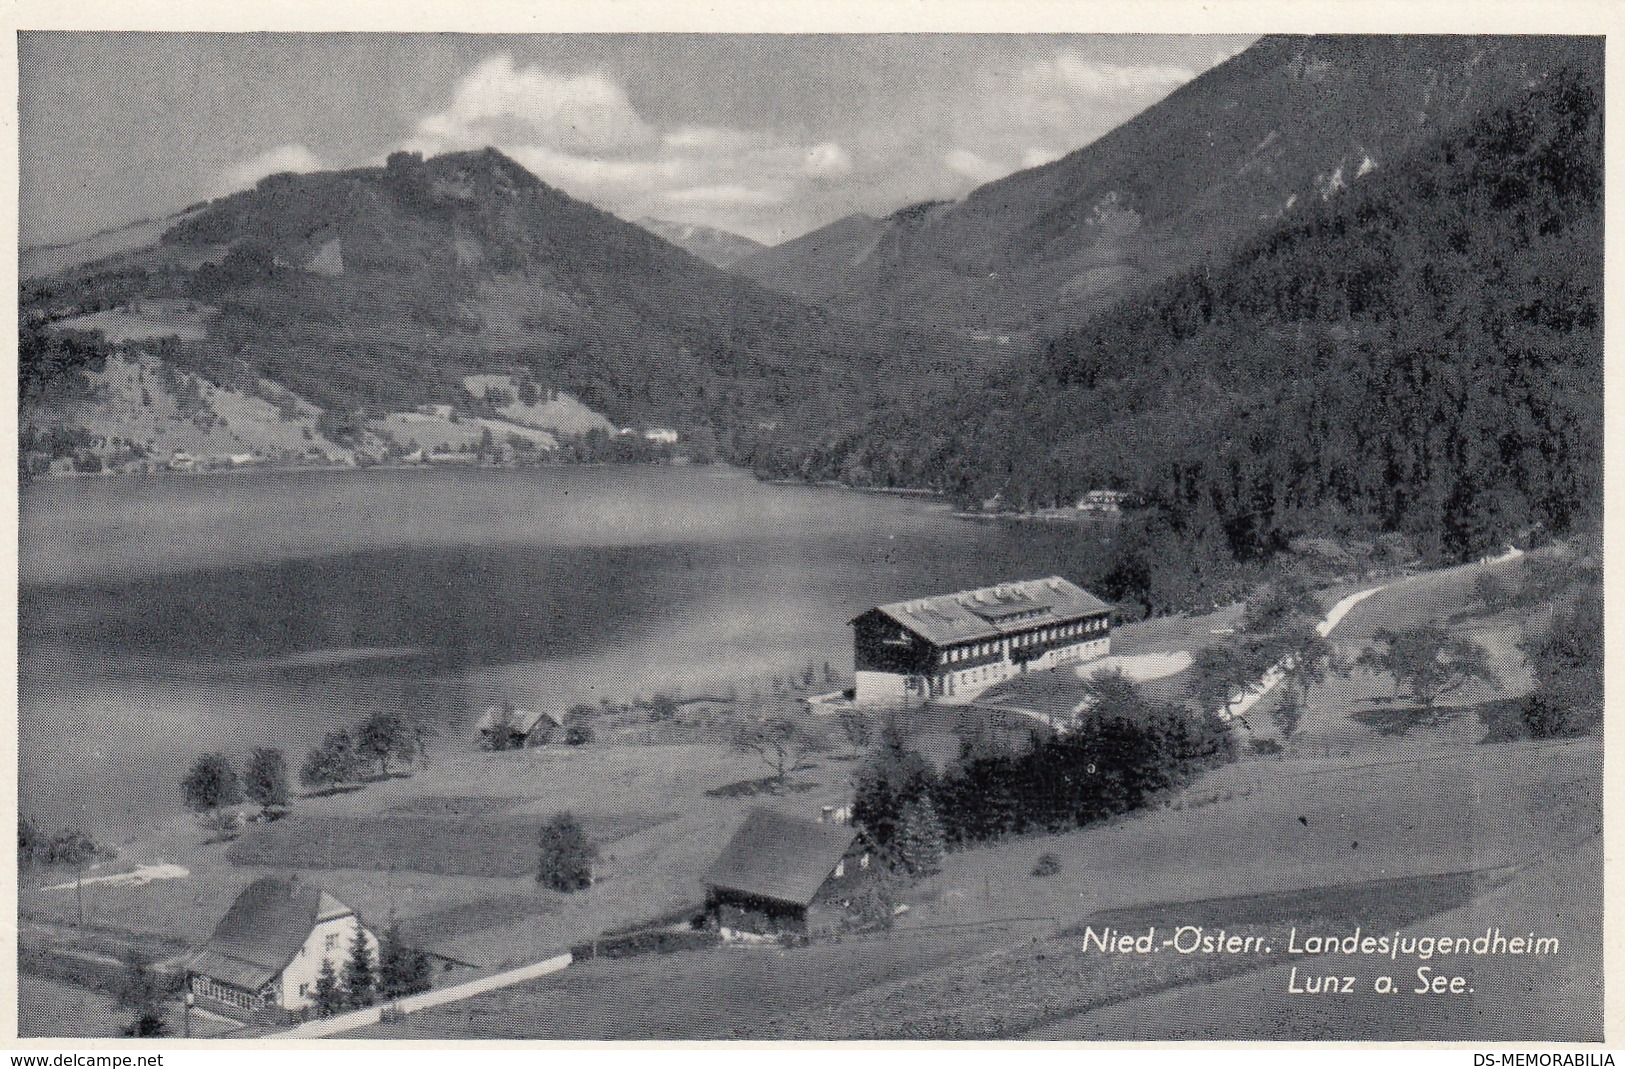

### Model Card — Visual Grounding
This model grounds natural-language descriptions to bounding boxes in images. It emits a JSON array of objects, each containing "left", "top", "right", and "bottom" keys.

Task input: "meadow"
[{"left": 354, "top": 555, "right": 1599, "bottom": 1041}]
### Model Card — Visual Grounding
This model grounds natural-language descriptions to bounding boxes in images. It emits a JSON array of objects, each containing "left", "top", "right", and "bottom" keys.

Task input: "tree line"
[
  {"left": 853, "top": 678, "right": 1236, "bottom": 858},
  {"left": 178, "top": 709, "right": 432, "bottom": 834}
]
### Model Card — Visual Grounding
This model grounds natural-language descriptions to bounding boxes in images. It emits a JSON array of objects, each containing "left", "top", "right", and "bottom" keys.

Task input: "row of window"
[
  {"left": 939, "top": 618, "right": 1106, "bottom": 664},
  {"left": 192, "top": 975, "right": 268, "bottom": 1011}
]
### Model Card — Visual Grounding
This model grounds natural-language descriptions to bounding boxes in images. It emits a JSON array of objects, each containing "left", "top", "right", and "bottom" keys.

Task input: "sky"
[{"left": 19, "top": 33, "right": 1257, "bottom": 249}]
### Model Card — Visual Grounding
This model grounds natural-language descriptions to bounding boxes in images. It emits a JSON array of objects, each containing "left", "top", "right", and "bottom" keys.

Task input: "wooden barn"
[
  {"left": 850, "top": 576, "right": 1112, "bottom": 705},
  {"left": 703, "top": 808, "right": 869, "bottom": 938},
  {"left": 476, "top": 704, "right": 564, "bottom": 748}
]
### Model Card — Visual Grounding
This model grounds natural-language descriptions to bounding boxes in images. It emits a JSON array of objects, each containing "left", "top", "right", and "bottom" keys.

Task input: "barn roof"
[
  {"left": 704, "top": 808, "right": 858, "bottom": 908},
  {"left": 189, "top": 876, "right": 351, "bottom": 992},
  {"left": 477, "top": 706, "right": 564, "bottom": 735},
  {"left": 854, "top": 576, "right": 1110, "bottom": 647}
]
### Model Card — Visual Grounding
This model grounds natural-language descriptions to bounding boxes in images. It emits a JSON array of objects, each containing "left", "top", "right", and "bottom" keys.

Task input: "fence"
[{"left": 279, "top": 952, "right": 573, "bottom": 1038}]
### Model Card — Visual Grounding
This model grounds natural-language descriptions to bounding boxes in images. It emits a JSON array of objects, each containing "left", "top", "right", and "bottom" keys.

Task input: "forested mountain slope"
[
  {"left": 770, "top": 57, "right": 1601, "bottom": 575},
  {"left": 735, "top": 35, "right": 1599, "bottom": 341}
]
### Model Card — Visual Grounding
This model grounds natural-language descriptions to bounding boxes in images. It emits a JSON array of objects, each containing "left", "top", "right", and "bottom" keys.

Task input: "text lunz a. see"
[{"left": 1082, "top": 925, "right": 1560, "bottom": 996}]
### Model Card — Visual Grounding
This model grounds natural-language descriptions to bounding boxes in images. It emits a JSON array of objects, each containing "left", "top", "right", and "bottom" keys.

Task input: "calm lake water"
[{"left": 20, "top": 465, "right": 1113, "bottom": 837}]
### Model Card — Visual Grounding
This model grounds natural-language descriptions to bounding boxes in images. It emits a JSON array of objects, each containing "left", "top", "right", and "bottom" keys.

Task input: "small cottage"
[
  {"left": 703, "top": 808, "right": 869, "bottom": 938},
  {"left": 187, "top": 876, "right": 376, "bottom": 1019},
  {"left": 477, "top": 704, "right": 565, "bottom": 748}
]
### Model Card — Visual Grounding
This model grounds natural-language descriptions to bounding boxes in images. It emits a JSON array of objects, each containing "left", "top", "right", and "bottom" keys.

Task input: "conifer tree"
[
  {"left": 894, "top": 795, "right": 945, "bottom": 877},
  {"left": 377, "top": 921, "right": 433, "bottom": 999},
  {"left": 313, "top": 958, "right": 343, "bottom": 1018},
  {"left": 341, "top": 925, "right": 376, "bottom": 1008}
]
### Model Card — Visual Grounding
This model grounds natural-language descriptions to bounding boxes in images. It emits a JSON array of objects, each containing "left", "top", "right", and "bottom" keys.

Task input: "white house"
[{"left": 187, "top": 876, "right": 377, "bottom": 1018}]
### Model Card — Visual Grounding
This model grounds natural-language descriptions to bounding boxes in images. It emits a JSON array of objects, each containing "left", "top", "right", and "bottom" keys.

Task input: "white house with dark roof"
[
  {"left": 187, "top": 875, "right": 376, "bottom": 1018},
  {"left": 849, "top": 576, "right": 1112, "bottom": 705}
]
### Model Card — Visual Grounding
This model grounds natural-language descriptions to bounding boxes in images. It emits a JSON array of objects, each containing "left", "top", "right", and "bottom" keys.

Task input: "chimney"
[{"left": 820, "top": 806, "right": 834, "bottom": 824}]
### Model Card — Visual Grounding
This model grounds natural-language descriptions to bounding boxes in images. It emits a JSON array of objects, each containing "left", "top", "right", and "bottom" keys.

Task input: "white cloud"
[
  {"left": 1021, "top": 146, "right": 1063, "bottom": 169},
  {"left": 945, "top": 148, "right": 1010, "bottom": 184},
  {"left": 662, "top": 125, "right": 756, "bottom": 153},
  {"left": 923, "top": 47, "right": 1205, "bottom": 203},
  {"left": 220, "top": 143, "right": 325, "bottom": 193},
  {"left": 803, "top": 142, "right": 852, "bottom": 178},
  {"left": 414, "top": 53, "right": 655, "bottom": 157},
  {"left": 398, "top": 56, "right": 860, "bottom": 242},
  {"left": 506, "top": 145, "right": 688, "bottom": 192},
  {"left": 1044, "top": 53, "right": 1197, "bottom": 96},
  {"left": 1007, "top": 52, "right": 1196, "bottom": 136}
]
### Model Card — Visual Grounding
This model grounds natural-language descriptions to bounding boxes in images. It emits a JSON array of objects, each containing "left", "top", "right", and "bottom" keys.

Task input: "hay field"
[{"left": 20, "top": 739, "right": 862, "bottom": 968}]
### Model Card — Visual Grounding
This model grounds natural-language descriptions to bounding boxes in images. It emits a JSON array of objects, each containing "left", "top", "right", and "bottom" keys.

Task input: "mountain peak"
[
  {"left": 736, "top": 34, "right": 1601, "bottom": 335},
  {"left": 637, "top": 217, "right": 767, "bottom": 269}
]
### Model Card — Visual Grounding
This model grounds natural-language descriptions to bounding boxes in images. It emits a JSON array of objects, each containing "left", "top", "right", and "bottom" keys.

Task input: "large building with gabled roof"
[{"left": 849, "top": 576, "right": 1112, "bottom": 705}]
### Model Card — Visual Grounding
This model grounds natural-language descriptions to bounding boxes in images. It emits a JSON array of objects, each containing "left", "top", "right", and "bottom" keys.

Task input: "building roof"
[
  {"left": 189, "top": 876, "right": 350, "bottom": 992},
  {"left": 477, "top": 705, "right": 564, "bottom": 735},
  {"left": 704, "top": 808, "right": 859, "bottom": 908},
  {"left": 855, "top": 576, "right": 1110, "bottom": 647}
]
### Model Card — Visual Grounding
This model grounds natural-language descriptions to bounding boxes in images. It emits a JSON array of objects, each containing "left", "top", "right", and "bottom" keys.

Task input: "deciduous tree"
[
  {"left": 852, "top": 723, "right": 936, "bottom": 849},
  {"left": 300, "top": 730, "right": 359, "bottom": 792},
  {"left": 116, "top": 950, "right": 168, "bottom": 1037},
  {"left": 356, "top": 710, "right": 419, "bottom": 778},
  {"left": 244, "top": 747, "right": 289, "bottom": 817},
  {"left": 182, "top": 752, "right": 242, "bottom": 819},
  {"left": 731, "top": 716, "right": 818, "bottom": 789},
  {"left": 1359, "top": 624, "right": 1497, "bottom": 714}
]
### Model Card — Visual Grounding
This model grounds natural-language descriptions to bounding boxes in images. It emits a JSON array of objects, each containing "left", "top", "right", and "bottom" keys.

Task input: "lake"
[{"left": 20, "top": 464, "right": 1114, "bottom": 838}]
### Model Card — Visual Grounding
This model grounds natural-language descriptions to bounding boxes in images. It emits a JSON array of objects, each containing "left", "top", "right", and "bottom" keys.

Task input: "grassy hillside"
[
  {"left": 350, "top": 555, "right": 1597, "bottom": 1042},
  {"left": 20, "top": 148, "right": 975, "bottom": 464}
]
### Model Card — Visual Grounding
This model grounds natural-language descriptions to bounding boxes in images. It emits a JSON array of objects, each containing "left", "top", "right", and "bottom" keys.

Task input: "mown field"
[
  {"left": 19, "top": 738, "right": 862, "bottom": 969},
  {"left": 18, "top": 974, "right": 130, "bottom": 1039},
  {"left": 226, "top": 809, "right": 675, "bottom": 878}
]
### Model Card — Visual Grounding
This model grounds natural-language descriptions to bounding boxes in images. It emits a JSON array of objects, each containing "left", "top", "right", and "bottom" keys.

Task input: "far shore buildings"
[
  {"left": 1076, "top": 489, "right": 1131, "bottom": 513},
  {"left": 850, "top": 576, "right": 1112, "bottom": 705},
  {"left": 186, "top": 876, "right": 376, "bottom": 1020}
]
